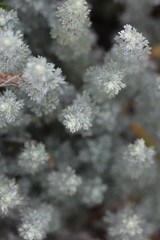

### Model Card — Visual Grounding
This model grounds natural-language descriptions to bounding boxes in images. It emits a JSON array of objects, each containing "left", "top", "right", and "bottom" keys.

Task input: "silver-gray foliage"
[{"left": 0, "top": 2, "right": 159, "bottom": 240}]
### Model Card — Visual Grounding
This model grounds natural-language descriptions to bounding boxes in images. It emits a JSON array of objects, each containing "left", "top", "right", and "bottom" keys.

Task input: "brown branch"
[
  {"left": 48, "top": 155, "right": 54, "bottom": 170},
  {"left": 0, "top": 73, "right": 21, "bottom": 86}
]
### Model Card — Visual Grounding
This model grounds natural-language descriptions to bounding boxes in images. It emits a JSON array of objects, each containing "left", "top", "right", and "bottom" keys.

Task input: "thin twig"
[{"left": 0, "top": 73, "right": 21, "bottom": 87}]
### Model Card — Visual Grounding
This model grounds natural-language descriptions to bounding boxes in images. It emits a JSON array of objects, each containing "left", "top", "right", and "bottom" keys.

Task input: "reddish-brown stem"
[{"left": 0, "top": 73, "right": 21, "bottom": 86}]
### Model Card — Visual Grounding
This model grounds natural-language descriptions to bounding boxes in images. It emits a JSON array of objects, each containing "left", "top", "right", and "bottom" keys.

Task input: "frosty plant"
[{"left": 0, "top": 1, "right": 160, "bottom": 240}]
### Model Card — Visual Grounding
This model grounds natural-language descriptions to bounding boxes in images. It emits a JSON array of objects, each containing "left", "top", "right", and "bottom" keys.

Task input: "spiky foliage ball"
[
  {"left": 122, "top": 139, "right": 156, "bottom": 179},
  {"left": 56, "top": 0, "right": 90, "bottom": 42},
  {"left": 51, "top": 29, "right": 94, "bottom": 60},
  {"left": 0, "top": 176, "right": 22, "bottom": 215},
  {"left": 94, "top": 102, "right": 120, "bottom": 132},
  {"left": 112, "top": 139, "right": 157, "bottom": 195},
  {"left": 0, "top": 30, "right": 30, "bottom": 73},
  {"left": 114, "top": 24, "right": 150, "bottom": 72},
  {"left": 78, "top": 135, "right": 112, "bottom": 173},
  {"left": 0, "top": 9, "right": 20, "bottom": 31},
  {"left": 18, "top": 142, "right": 49, "bottom": 174},
  {"left": 104, "top": 205, "right": 147, "bottom": 240},
  {"left": 62, "top": 92, "right": 93, "bottom": 133},
  {"left": 28, "top": 90, "right": 59, "bottom": 116},
  {"left": 85, "top": 60, "right": 126, "bottom": 98},
  {"left": 80, "top": 177, "right": 107, "bottom": 207},
  {"left": 48, "top": 166, "right": 82, "bottom": 199},
  {"left": 19, "top": 56, "right": 65, "bottom": 103},
  {"left": 0, "top": 90, "right": 24, "bottom": 128},
  {"left": 19, "top": 204, "right": 53, "bottom": 240}
]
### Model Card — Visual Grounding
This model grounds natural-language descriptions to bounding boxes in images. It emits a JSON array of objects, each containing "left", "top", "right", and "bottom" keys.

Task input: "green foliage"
[{"left": 0, "top": 2, "right": 9, "bottom": 11}]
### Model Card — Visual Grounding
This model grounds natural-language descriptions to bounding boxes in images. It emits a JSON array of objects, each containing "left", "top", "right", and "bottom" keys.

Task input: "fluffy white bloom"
[
  {"left": 18, "top": 142, "right": 49, "bottom": 174},
  {"left": 19, "top": 56, "right": 65, "bottom": 103},
  {"left": 0, "top": 176, "right": 22, "bottom": 215}
]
